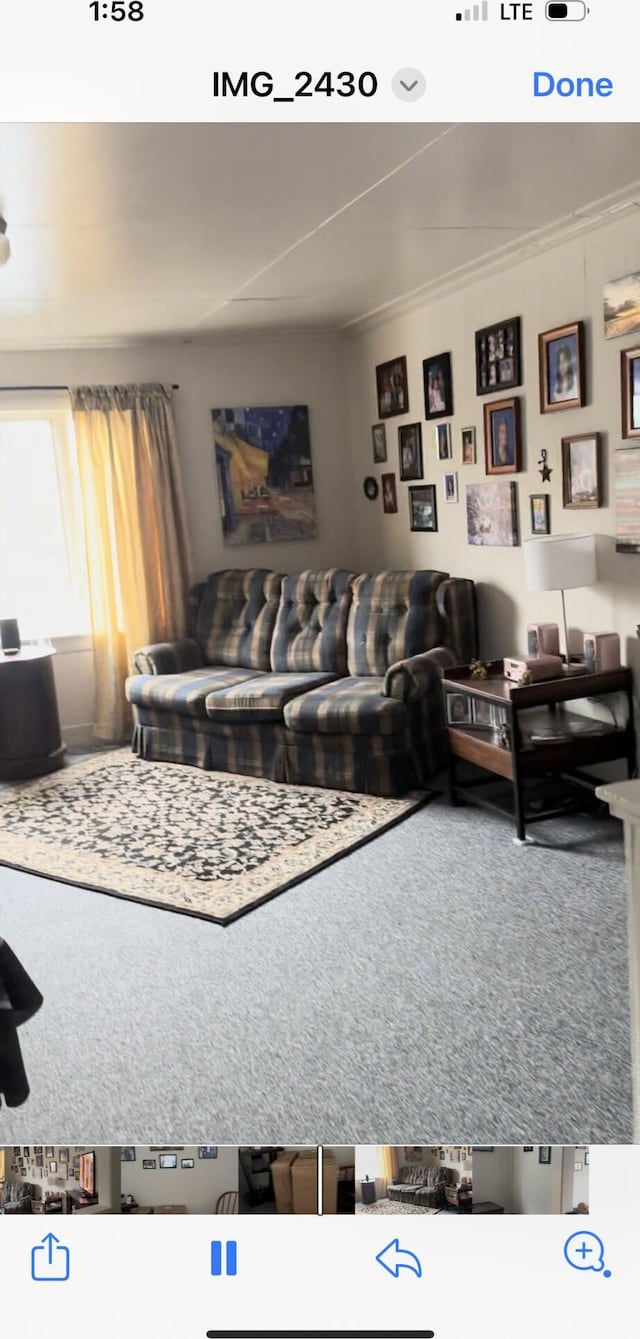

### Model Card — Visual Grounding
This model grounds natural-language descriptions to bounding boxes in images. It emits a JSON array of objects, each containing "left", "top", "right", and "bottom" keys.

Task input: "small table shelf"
[
  {"left": 443, "top": 661, "right": 635, "bottom": 842},
  {"left": 0, "top": 645, "right": 66, "bottom": 781}
]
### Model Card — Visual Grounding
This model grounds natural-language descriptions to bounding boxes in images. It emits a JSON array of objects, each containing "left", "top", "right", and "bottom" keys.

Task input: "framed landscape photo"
[
  {"left": 198, "top": 1146, "right": 218, "bottom": 1159},
  {"left": 159, "top": 1154, "right": 178, "bottom": 1169},
  {"left": 484, "top": 397, "right": 521, "bottom": 474},
  {"left": 181, "top": 1158, "right": 195, "bottom": 1169},
  {"left": 539, "top": 321, "right": 586, "bottom": 413},
  {"left": 621, "top": 347, "right": 640, "bottom": 438},
  {"left": 475, "top": 317, "right": 521, "bottom": 394},
  {"left": 461, "top": 426, "right": 477, "bottom": 464},
  {"left": 398, "top": 422, "right": 423, "bottom": 481},
  {"left": 371, "top": 422, "right": 387, "bottom": 462},
  {"left": 376, "top": 355, "right": 409, "bottom": 419},
  {"left": 409, "top": 484, "right": 438, "bottom": 532},
  {"left": 562, "top": 432, "right": 602, "bottom": 509},
  {"left": 530, "top": 493, "right": 550, "bottom": 535},
  {"left": 423, "top": 351, "right": 454, "bottom": 420},
  {"left": 143, "top": 1159, "right": 157, "bottom": 1170},
  {"left": 466, "top": 480, "right": 519, "bottom": 547},
  {"left": 605, "top": 270, "right": 640, "bottom": 339},
  {"left": 381, "top": 472, "right": 398, "bottom": 514}
]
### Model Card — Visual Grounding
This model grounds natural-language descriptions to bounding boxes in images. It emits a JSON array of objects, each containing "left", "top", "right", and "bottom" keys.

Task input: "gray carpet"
[
  {"left": 0, "top": 790, "right": 631, "bottom": 1143},
  {"left": 356, "top": 1199, "right": 443, "bottom": 1215}
]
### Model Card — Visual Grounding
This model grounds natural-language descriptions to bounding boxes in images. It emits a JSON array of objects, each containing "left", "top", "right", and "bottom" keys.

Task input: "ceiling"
[{"left": 1, "top": 123, "right": 640, "bottom": 348}]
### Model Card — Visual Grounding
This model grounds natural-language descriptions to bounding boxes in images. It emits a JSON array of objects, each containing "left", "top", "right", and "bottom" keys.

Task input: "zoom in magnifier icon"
[{"left": 564, "top": 1231, "right": 611, "bottom": 1278}]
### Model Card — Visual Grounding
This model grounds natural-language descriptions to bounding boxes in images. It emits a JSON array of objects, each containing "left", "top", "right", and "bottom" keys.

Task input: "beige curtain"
[
  {"left": 380, "top": 1146, "right": 399, "bottom": 1192},
  {"left": 70, "top": 384, "right": 191, "bottom": 741}
]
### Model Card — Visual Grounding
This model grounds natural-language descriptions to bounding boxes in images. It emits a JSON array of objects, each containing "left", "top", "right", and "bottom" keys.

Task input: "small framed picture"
[
  {"left": 159, "top": 1153, "right": 178, "bottom": 1169},
  {"left": 484, "top": 397, "right": 521, "bottom": 474},
  {"left": 363, "top": 475, "right": 379, "bottom": 501},
  {"left": 461, "top": 427, "right": 477, "bottom": 464},
  {"left": 409, "top": 484, "right": 438, "bottom": 532},
  {"left": 181, "top": 1158, "right": 195, "bottom": 1169},
  {"left": 381, "top": 472, "right": 398, "bottom": 514},
  {"left": 34, "top": 1147, "right": 43, "bottom": 1155},
  {"left": 530, "top": 493, "right": 550, "bottom": 535},
  {"left": 121, "top": 1147, "right": 137, "bottom": 1162},
  {"left": 23, "top": 1147, "right": 30, "bottom": 1157},
  {"left": 472, "top": 697, "right": 493, "bottom": 727},
  {"left": 45, "top": 1147, "right": 54, "bottom": 1157},
  {"left": 523, "top": 1147, "right": 534, "bottom": 1153},
  {"left": 371, "top": 422, "right": 388, "bottom": 462},
  {"left": 376, "top": 355, "right": 409, "bottom": 419},
  {"left": 443, "top": 471, "right": 458, "bottom": 503},
  {"left": 476, "top": 317, "right": 522, "bottom": 395},
  {"left": 562, "top": 433, "right": 602, "bottom": 509},
  {"left": 585, "top": 1150, "right": 589, "bottom": 1165},
  {"left": 423, "top": 351, "right": 454, "bottom": 420},
  {"left": 621, "top": 347, "right": 640, "bottom": 439},
  {"left": 142, "top": 1159, "right": 157, "bottom": 1170},
  {"left": 398, "top": 422, "right": 423, "bottom": 481},
  {"left": 539, "top": 321, "right": 586, "bottom": 413},
  {"left": 472, "top": 1147, "right": 495, "bottom": 1153},
  {"left": 538, "top": 1147, "right": 552, "bottom": 1164},
  {"left": 35, "top": 1155, "right": 43, "bottom": 1168},
  {"left": 49, "top": 1161, "right": 57, "bottom": 1174},
  {"left": 198, "top": 1146, "right": 218, "bottom": 1160},
  {"left": 446, "top": 692, "right": 472, "bottom": 726},
  {"left": 59, "top": 1149, "right": 68, "bottom": 1164},
  {"left": 436, "top": 422, "right": 452, "bottom": 460}
]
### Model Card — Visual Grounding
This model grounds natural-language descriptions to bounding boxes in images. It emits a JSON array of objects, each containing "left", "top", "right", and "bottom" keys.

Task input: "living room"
[{"left": 0, "top": 122, "right": 638, "bottom": 1146}]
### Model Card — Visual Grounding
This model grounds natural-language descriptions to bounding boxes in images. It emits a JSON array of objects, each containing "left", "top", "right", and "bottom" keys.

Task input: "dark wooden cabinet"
[{"left": 0, "top": 646, "right": 66, "bottom": 780}]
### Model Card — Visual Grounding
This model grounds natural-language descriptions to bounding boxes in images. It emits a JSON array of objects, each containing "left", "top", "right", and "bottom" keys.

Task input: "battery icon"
[{"left": 546, "top": 1, "right": 589, "bottom": 17}]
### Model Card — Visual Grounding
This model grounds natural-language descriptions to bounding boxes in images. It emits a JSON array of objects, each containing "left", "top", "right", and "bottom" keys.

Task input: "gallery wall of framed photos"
[{"left": 348, "top": 206, "right": 640, "bottom": 659}]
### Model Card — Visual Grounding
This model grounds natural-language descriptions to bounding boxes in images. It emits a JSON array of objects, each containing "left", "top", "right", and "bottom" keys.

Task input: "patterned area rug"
[
  {"left": 0, "top": 752, "right": 427, "bottom": 925},
  {"left": 356, "top": 1199, "right": 443, "bottom": 1215}
]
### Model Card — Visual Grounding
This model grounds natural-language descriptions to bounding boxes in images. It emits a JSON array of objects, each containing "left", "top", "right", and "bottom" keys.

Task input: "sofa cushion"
[
  {"left": 126, "top": 667, "right": 264, "bottom": 719},
  {"left": 283, "top": 676, "right": 406, "bottom": 737},
  {"left": 347, "top": 571, "right": 447, "bottom": 677},
  {"left": 195, "top": 569, "right": 282, "bottom": 670},
  {"left": 205, "top": 671, "right": 338, "bottom": 723},
  {"left": 270, "top": 569, "right": 354, "bottom": 674}
]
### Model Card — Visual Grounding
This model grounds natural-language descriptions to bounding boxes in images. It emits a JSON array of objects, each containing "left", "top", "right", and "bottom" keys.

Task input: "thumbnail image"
[
  {"left": 239, "top": 1147, "right": 354, "bottom": 1214},
  {"left": 355, "top": 1146, "right": 589, "bottom": 1215},
  {"left": 120, "top": 1146, "right": 239, "bottom": 1214},
  {"left": 0, "top": 1145, "right": 115, "bottom": 1213}
]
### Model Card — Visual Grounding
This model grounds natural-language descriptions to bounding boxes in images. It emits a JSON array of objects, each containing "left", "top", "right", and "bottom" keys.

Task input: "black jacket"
[{"left": 0, "top": 939, "right": 43, "bottom": 1107}]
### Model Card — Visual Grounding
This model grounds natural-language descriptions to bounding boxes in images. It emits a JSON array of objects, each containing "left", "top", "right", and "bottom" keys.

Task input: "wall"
[
  {"left": 1, "top": 335, "right": 351, "bottom": 737},
  {"left": 511, "top": 1147, "right": 563, "bottom": 1215},
  {"left": 346, "top": 211, "right": 640, "bottom": 691},
  {"left": 472, "top": 1147, "right": 514, "bottom": 1213},
  {"left": 121, "top": 1145, "right": 238, "bottom": 1214}
]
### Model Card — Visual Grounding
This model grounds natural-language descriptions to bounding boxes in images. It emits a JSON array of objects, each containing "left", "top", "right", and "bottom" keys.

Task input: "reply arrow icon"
[{"left": 375, "top": 1238, "right": 423, "bottom": 1278}]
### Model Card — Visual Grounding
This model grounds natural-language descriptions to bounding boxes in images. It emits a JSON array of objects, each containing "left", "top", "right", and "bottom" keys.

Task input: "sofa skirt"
[{"left": 130, "top": 707, "right": 433, "bottom": 797}]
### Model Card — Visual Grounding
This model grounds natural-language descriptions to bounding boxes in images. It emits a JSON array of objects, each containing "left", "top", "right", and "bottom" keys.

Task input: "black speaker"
[{"left": 0, "top": 618, "right": 20, "bottom": 654}]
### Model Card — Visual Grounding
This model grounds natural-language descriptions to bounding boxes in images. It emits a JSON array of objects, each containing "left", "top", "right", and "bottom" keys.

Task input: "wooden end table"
[
  {"left": 0, "top": 645, "right": 66, "bottom": 780},
  {"left": 442, "top": 660, "right": 635, "bottom": 843}
]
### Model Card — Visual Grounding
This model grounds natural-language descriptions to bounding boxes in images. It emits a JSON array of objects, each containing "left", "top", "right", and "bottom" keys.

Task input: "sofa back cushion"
[
  {"left": 347, "top": 570, "right": 447, "bottom": 676},
  {"left": 195, "top": 569, "right": 282, "bottom": 670},
  {"left": 271, "top": 569, "right": 354, "bottom": 674}
]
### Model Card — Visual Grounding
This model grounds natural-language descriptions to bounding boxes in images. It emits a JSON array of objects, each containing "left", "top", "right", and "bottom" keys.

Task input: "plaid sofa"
[
  {"left": 387, "top": 1164, "right": 452, "bottom": 1206},
  {"left": 126, "top": 566, "right": 477, "bottom": 797}
]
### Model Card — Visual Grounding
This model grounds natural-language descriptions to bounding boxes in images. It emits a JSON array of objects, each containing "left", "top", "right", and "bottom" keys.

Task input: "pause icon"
[{"left": 210, "top": 1240, "right": 238, "bottom": 1276}]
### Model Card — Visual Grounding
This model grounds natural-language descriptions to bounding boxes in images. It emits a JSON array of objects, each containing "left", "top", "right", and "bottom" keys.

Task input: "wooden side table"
[
  {"left": 0, "top": 646, "right": 66, "bottom": 780},
  {"left": 442, "top": 661, "right": 635, "bottom": 842}
]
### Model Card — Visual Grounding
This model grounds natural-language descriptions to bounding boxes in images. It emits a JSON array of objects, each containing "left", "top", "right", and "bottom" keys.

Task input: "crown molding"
[{"left": 341, "top": 183, "right": 640, "bottom": 337}]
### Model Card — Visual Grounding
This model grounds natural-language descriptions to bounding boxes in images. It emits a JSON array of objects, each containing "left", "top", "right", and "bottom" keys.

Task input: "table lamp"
[{"left": 523, "top": 533, "right": 596, "bottom": 668}]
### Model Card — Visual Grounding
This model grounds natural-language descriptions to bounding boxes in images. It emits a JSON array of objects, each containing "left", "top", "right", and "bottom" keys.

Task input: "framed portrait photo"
[
  {"left": 484, "top": 397, "right": 521, "bottom": 474},
  {"left": 423, "top": 351, "right": 454, "bottom": 420},
  {"left": 446, "top": 693, "right": 472, "bottom": 726},
  {"left": 381, "top": 472, "right": 398, "bottom": 514},
  {"left": 409, "top": 483, "right": 438, "bottom": 533},
  {"left": 530, "top": 493, "right": 550, "bottom": 535},
  {"left": 538, "top": 1147, "right": 552, "bottom": 1165},
  {"left": 375, "top": 355, "right": 409, "bottom": 419},
  {"left": 461, "top": 426, "right": 477, "bottom": 464},
  {"left": 363, "top": 475, "right": 379, "bottom": 501},
  {"left": 398, "top": 422, "right": 423, "bottom": 480},
  {"left": 621, "top": 347, "right": 640, "bottom": 439},
  {"left": 539, "top": 321, "right": 586, "bottom": 413},
  {"left": 436, "top": 422, "right": 452, "bottom": 461},
  {"left": 443, "top": 471, "right": 458, "bottom": 503},
  {"left": 371, "top": 422, "right": 388, "bottom": 462},
  {"left": 198, "top": 1146, "right": 218, "bottom": 1159},
  {"left": 562, "top": 433, "right": 602, "bottom": 509},
  {"left": 475, "top": 317, "right": 521, "bottom": 395},
  {"left": 121, "top": 1147, "right": 136, "bottom": 1162}
]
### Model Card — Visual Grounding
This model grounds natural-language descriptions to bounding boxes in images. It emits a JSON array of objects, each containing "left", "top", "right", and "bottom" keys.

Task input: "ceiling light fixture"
[{"left": 0, "top": 216, "right": 10, "bottom": 267}]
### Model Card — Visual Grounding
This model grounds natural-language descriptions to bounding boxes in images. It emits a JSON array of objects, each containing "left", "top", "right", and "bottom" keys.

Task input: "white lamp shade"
[{"left": 523, "top": 533, "right": 597, "bottom": 592}]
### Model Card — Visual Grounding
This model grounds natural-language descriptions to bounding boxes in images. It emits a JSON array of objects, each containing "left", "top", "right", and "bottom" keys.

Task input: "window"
[{"left": 0, "top": 395, "right": 90, "bottom": 638}]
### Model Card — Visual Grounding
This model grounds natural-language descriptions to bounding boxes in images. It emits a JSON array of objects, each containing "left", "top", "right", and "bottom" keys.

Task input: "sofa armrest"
[
  {"left": 132, "top": 638, "right": 203, "bottom": 676},
  {"left": 384, "top": 646, "right": 456, "bottom": 703}
]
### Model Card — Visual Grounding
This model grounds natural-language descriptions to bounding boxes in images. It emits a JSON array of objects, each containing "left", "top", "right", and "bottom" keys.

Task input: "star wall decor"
[{"left": 538, "top": 448, "right": 552, "bottom": 483}]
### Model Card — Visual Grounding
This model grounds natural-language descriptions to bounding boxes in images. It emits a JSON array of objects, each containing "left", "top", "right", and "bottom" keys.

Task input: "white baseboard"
[{"left": 61, "top": 723, "right": 95, "bottom": 748}]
